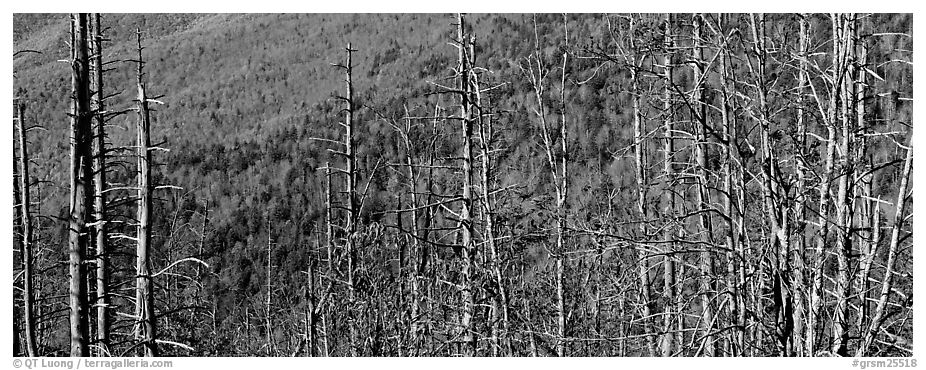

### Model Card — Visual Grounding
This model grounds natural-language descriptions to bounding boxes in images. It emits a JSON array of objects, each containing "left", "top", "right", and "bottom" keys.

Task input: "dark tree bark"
[{"left": 68, "top": 13, "right": 93, "bottom": 358}]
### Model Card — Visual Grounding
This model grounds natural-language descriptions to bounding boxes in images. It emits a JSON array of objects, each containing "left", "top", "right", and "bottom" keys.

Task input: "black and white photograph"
[{"left": 8, "top": 8, "right": 915, "bottom": 362}]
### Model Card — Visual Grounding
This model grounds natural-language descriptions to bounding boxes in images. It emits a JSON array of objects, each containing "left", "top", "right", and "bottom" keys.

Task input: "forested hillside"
[{"left": 12, "top": 13, "right": 913, "bottom": 357}]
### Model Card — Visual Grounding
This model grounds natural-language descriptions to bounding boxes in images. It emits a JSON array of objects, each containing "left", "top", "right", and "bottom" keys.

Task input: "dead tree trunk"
[
  {"left": 133, "top": 29, "right": 158, "bottom": 357},
  {"left": 307, "top": 257, "right": 316, "bottom": 357},
  {"left": 808, "top": 12, "right": 845, "bottom": 357},
  {"left": 473, "top": 91, "right": 511, "bottom": 356},
  {"left": 265, "top": 213, "right": 275, "bottom": 355},
  {"left": 522, "top": 14, "right": 571, "bottom": 356},
  {"left": 398, "top": 109, "right": 426, "bottom": 355},
  {"left": 323, "top": 163, "right": 335, "bottom": 355},
  {"left": 660, "top": 13, "right": 677, "bottom": 357},
  {"left": 16, "top": 101, "right": 39, "bottom": 357},
  {"left": 89, "top": 13, "right": 110, "bottom": 355},
  {"left": 691, "top": 13, "right": 716, "bottom": 356},
  {"left": 332, "top": 43, "right": 361, "bottom": 356},
  {"left": 857, "top": 139, "right": 911, "bottom": 356},
  {"left": 68, "top": 13, "right": 93, "bottom": 357},
  {"left": 831, "top": 13, "right": 857, "bottom": 357},
  {"left": 14, "top": 143, "right": 23, "bottom": 357},
  {"left": 853, "top": 19, "right": 874, "bottom": 356},
  {"left": 749, "top": 13, "right": 794, "bottom": 356},
  {"left": 625, "top": 15, "right": 659, "bottom": 357},
  {"left": 792, "top": 13, "right": 810, "bottom": 357},
  {"left": 345, "top": 45, "right": 359, "bottom": 357},
  {"left": 555, "top": 21, "right": 570, "bottom": 358},
  {"left": 716, "top": 13, "right": 747, "bottom": 355},
  {"left": 455, "top": 13, "right": 478, "bottom": 356}
]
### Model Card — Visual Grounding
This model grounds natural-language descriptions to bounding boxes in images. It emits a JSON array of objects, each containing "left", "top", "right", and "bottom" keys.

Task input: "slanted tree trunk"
[
  {"left": 13, "top": 123, "right": 24, "bottom": 358},
  {"left": 16, "top": 101, "right": 39, "bottom": 357},
  {"left": 857, "top": 140, "right": 911, "bottom": 356},
  {"left": 324, "top": 162, "right": 334, "bottom": 277},
  {"left": 323, "top": 162, "right": 335, "bottom": 355},
  {"left": 12, "top": 119, "right": 28, "bottom": 356}
]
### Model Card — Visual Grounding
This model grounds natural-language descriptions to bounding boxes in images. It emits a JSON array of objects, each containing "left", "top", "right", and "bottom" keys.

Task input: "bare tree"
[
  {"left": 68, "top": 13, "right": 93, "bottom": 357},
  {"left": 690, "top": 13, "right": 716, "bottom": 356},
  {"left": 133, "top": 29, "right": 158, "bottom": 357},
  {"left": 265, "top": 213, "right": 275, "bottom": 355},
  {"left": 89, "top": 13, "right": 111, "bottom": 355},
  {"left": 791, "top": 13, "right": 810, "bottom": 357},
  {"left": 857, "top": 138, "right": 911, "bottom": 356},
  {"left": 453, "top": 13, "right": 478, "bottom": 356},
  {"left": 807, "top": 12, "right": 845, "bottom": 356},
  {"left": 660, "top": 13, "right": 677, "bottom": 357},
  {"left": 830, "top": 13, "right": 859, "bottom": 357},
  {"left": 330, "top": 43, "right": 361, "bottom": 356},
  {"left": 16, "top": 101, "right": 39, "bottom": 357},
  {"left": 627, "top": 14, "right": 659, "bottom": 357}
]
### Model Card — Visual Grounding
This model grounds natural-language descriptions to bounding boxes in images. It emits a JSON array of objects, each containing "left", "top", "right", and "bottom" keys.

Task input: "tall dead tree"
[
  {"left": 396, "top": 109, "right": 426, "bottom": 354},
  {"left": 748, "top": 13, "right": 794, "bottom": 356},
  {"left": 606, "top": 14, "right": 661, "bottom": 357},
  {"left": 831, "top": 13, "right": 858, "bottom": 357},
  {"left": 306, "top": 256, "right": 317, "bottom": 357},
  {"left": 477, "top": 105, "right": 511, "bottom": 356},
  {"left": 265, "top": 213, "right": 275, "bottom": 355},
  {"left": 857, "top": 139, "right": 912, "bottom": 356},
  {"left": 521, "top": 14, "right": 572, "bottom": 356},
  {"left": 68, "top": 13, "right": 93, "bottom": 357},
  {"left": 16, "top": 101, "right": 39, "bottom": 357},
  {"left": 323, "top": 162, "right": 335, "bottom": 355},
  {"left": 807, "top": 12, "right": 845, "bottom": 356},
  {"left": 660, "top": 13, "right": 678, "bottom": 357},
  {"left": 89, "top": 13, "right": 111, "bottom": 355},
  {"left": 133, "top": 29, "right": 158, "bottom": 357},
  {"left": 691, "top": 13, "right": 716, "bottom": 357},
  {"left": 325, "top": 163, "right": 334, "bottom": 280},
  {"left": 633, "top": 18, "right": 659, "bottom": 358},
  {"left": 331, "top": 43, "right": 360, "bottom": 356},
  {"left": 715, "top": 13, "right": 748, "bottom": 355},
  {"left": 791, "top": 13, "right": 810, "bottom": 357},
  {"left": 13, "top": 113, "right": 23, "bottom": 357},
  {"left": 454, "top": 13, "right": 478, "bottom": 356},
  {"left": 554, "top": 17, "right": 570, "bottom": 358}
]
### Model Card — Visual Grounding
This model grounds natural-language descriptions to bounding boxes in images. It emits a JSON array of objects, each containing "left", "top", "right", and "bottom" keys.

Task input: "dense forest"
[{"left": 12, "top": 13, "right": 913, "bottom": 357}]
